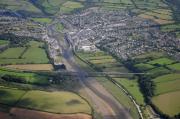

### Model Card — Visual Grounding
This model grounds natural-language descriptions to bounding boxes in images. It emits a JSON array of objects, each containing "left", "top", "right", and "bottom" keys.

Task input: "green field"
[
  {"left": 0, "top": 87, "right": 91, "bottom": 114},
  {"left": 93, "top": 0, "right": 174, "bottom": 24},
  {"left": 167, "top": 63, "right": 180, "bottom": 70},
  {"left": 96, "top": 77, "right": 140, "bottom": 119},
  {"left": 153, "top": 73, "right": 180, "bottom": 83},
  {"left": 147, "top": 67, "right": 171, "bottom": 78},
  {"left": 148, "top": 58, "right": 174, "bottom": 65},
  {"left": 113, "top": 78, "right": 145, "bottom": 105},
  {"left": 134, "top": 63, "right": 155, "bottom": 71},
  {"left": 0, "top": 0, "right": 42, "bottom": 13},
  {"left": 0, "top": 68, "right": 49, "bottom": 85},
  {"left": 0, "top": 87, "right": 26, "bottom": 106},
  {"left": 161, "top": 23, "right": 180, "bottom": 38},
  {"left": 60, "top": 1, "right": 84, "bottom": 13},
  {"left": 77, "top": 51, "right": 132, "bottom": 77},
  {"left": 152, "top": 91, "right": 180, "bottom": 116},
  {"left": 89, "top": 58, "right": 116, "bottom": 64},
  {"left": 0, "top": 41, "right": 49, "bottom": 65},
  {"left": 134, "top": 52, "right": 165, "bottom": 60},
  {"left": 17, "top": 90, "right": 91, "bottom": 114},
  {"left": 0, "top": 47, "right": 26, "bottom": 59},
  {"left": 133, "top": 51, "right": 179, "bottom": 117},
  {"left": 62, "top": 1, "right": 83, "bottom": 9},
  {"left": 31, "top": 0, "right": 84, "bottom": 15},
  {"left": 0, "top": 40, "right": 9, "bottom": 46},
  {"left": 155, "top": 79, "right": 180, "bottom": 95},
  {"left": 31, "top": 18, "right": 52, "bottom": 24},
  {"left": 55, "top": 23, "right": 64, "bottom": 32},
  {"left": 22, "top": 47, "right": 49, "bottom": 63}
]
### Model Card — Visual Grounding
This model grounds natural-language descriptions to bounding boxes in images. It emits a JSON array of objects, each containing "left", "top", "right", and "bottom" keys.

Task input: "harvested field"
[
  {"left": 10, "top": 108, "right": 92, "bottom": 119},
  {"left": 152, "top": 91, "right": 180, "bottom": 116},
  {"left": 4, "top": 64, "right": 54, "bottom": 71}
]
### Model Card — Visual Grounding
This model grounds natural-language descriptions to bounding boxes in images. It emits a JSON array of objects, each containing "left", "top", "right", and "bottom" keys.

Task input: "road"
[{"left": 48, "top": 20, "right": 133, "bottom": 119}]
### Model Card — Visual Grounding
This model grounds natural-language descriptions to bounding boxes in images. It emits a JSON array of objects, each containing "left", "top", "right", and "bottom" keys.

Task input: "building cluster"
[
  {"left": 0, "top": 9, "right": 46, "bottom": 39},
  {"left": 42, "top": 34, "right": 62, "bottom": 66},
  {"left": 0, "top": 9, "right": 63, "bottom": 66},
  {"left": 61, "top": 8, "right": 180, "bottom": 60}
]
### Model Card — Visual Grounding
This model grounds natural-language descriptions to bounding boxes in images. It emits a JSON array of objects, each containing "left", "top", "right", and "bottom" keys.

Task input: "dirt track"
[{"left": 10, "top": 108, "right": 92, "bottom": 119}]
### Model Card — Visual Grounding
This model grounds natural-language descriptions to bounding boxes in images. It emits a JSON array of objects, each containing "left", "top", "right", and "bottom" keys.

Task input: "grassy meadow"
[
  {"left": 113, "top": 78, "right": 144, "bottom": 105},
  {"left": 96, "top": 77, "right": 140, "bottom": 119},
  {"left": 18, "top": 90, "right": 91, "bottom": 114},
  {"left": 0, "top": 41, "right": 49, "bottom": 65},
  {"left": 0, "top": 0, "right": 42, "bottom": 14},
  {"left": 133, "top": 51, "right": 180, "bottom": 117},
  {"left": 4, "top": 64, "right": 53, "bottom": 71},
  {"left": 0, "top": 40, "right": 9, "bottom": 46},
  {"left": 152, "top": 91, "right": 180, "bottom": 117},
  {"left": 0, "top": 87, "right": 92, "bottom": 114},
  {"left": 0, "top": 87, "right": 26, "bottom": 106},
  {"left": 0, "top": 68, "right": 49, "bottom": 85},
  {"left": 31, "top": 18, "right": 52, "bottom": 24}
]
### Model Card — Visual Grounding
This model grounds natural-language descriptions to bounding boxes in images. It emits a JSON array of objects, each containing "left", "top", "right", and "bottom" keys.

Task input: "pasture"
[
  {"left": 60, "top": 1, "right": 84, "bottom": 13},
  {"left": 0, "top": 47, "right": 25, "bottom": 59},
  {"left": 17, "top": 90, "right": 91, "bottom": 114},
  {"left": 56, "top": 23, "right": 64, "bottom": 32},
  {"left": 133, "top": 51, "right": 179, "bottom": 117},
  {"left": 167, "top": 63, "right": 180, "bottom": 71},
  {"left": 113, "top": 78, "right": 145, "bottom": 105},
  {"left": 96, "top": 77, "right": 140, "bottom": 119},
  {"left": 0, "top": 87, "right": 92, "bottom": 116},
  {"left": 153, "top": 73, "right": 180, "bottom": 84},
  {"left": 63, "top": 1, "right": 83, "bottom": 9},
  {"left": 134, "top": 63, "right": 155, "bottom": 71},
  {"left": 138, "top": 9, "right": 174, "bottom": 24},
  {"left": 152, "top": 73, "right": 180, "bottom": 95},
  {"left": 152, "top": 91, "right": 180, "bottom": 117},
  {"left": 31, "top": 18, "right": 52, "bottom": 24},
  {"left": 0, "top": 68, "right": 49, "bottom": 85},
  {"left": 4, "top": 64, "right": 54, "bottom": 71},
  {"left": 22, "top": 47, "right": 49, "bottom": 63},
  {"left": 31, "top": 0, "right": 84, "bottom": 15},
  {"left": 94, "top": 0, "right": 175, "bottom": 25},
  {"left": 0, "top": 87, "right": 26, "bottom": 106},
  {"left": 0, "top": 40, "right": 9, "bottom": 46},
  {"left": 77, "top": 51, "right": 131, "bottom": 77},
  {"left": 89, "top": 58, "right": 116, "bottom": 64},
  {"left": 0, "top": 40, "right": 49, "bottom": 65},
  {"left": 134, "top": 52, "right": 164, "bottom": 60},
  {"left": 148, "top": 58, "right": 174, "bottom": 65},
  {"left": 0, "top": 0, "right": 42, "bottom": 13},
  {"left": 161, "top": 23, "right": 180, "bottom": 38},
  {"left": 146, "top": 67, "right": 171, "bottom": 78}
]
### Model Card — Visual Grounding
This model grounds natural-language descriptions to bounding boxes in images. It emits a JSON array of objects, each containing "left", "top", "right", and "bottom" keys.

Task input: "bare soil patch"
[
  {"left": 0, "top": 112, "right": 12, "bottom": 119},
  {"left": 10, "top": 107, "right": 92, "bottom": 119}
]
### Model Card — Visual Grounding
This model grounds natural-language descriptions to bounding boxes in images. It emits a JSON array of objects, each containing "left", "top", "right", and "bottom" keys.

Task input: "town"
[{"left": 62, "top": 8, "right": 180, "bottom": 60}]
